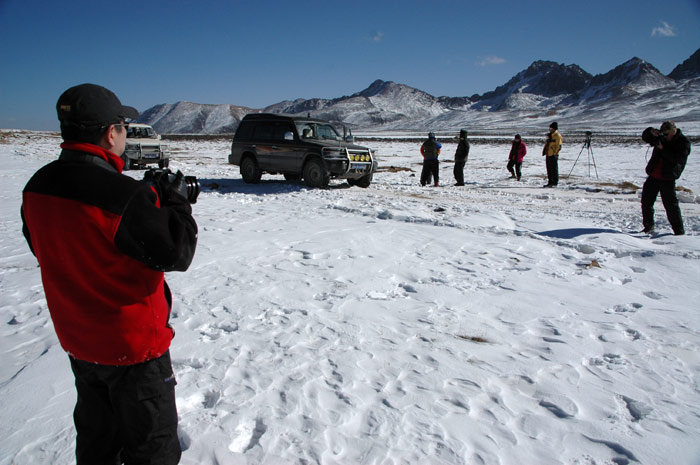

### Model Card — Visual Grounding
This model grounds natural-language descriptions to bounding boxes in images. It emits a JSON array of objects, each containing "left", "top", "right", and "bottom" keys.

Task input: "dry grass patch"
[
  {"left": 377, "top": 165, "right": 414, "bottom": 173},
  {"left": 456, "top": 334, "right": 489, "bottom": 343}
]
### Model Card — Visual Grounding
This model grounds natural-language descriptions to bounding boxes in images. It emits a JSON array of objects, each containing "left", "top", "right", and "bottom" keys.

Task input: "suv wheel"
[
  {"left": 354, "top": 173, "right": 373, "bottom": 188},
  {"left": 303, "top": 159, "right": 329, "bottom": 188},
  {"left": 159, "top": 159, "right": 170, "bottom": 169},
  {"left": 241, "top": 156, "right": 262, "bottom": 183}
]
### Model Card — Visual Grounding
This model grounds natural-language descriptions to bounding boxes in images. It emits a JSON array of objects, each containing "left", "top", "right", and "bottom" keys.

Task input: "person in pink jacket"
[{"left": 507, "top": 134, "right": 527, "bottom": 180}]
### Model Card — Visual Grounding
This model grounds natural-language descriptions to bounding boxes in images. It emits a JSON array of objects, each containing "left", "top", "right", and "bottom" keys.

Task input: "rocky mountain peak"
[
  {"left": 354, "top": 80, "right": 437, "bottom": 102},
  {"left": 470, "top": 60, "right": 591, "bottom": 108},
  {"left": 669, "top": 47, "right": 700, "bottom": 80},
  {"left": 520, "top": 60, "right": 591, "bottom": 96},
  {"left": 588, "top": 57, "right": 670, "bottom": 90},
  {"left": 357, "top": 79, "right": 398, "bottom": 98}
]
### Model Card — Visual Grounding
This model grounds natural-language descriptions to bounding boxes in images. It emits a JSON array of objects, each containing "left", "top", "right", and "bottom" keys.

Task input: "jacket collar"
[{"left": 59, "top": 142, "right": 125, "bottom": 173}]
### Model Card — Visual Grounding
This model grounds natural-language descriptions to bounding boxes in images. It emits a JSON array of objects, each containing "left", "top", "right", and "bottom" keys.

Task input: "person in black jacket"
[
  {"left": 641, "top": 121, "right": 691, "bottom": 235},
  {"left": 453, "top": 129, "right": 470, "bottom": 186},
  {"left": 21, "top": 84, "right": 198, "bottom": 464},
  {"left": 420, "top": 132, "right": 442, "bottom": 186}
]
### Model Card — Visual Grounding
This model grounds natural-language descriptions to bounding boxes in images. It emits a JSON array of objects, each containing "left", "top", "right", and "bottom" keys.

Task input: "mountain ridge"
[{"left": 139, "top": 48, "right": 700, "bottom": 134}]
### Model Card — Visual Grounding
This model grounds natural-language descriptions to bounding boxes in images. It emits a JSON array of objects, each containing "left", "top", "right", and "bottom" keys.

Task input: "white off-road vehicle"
[{"left": 122, "top": 123, "right": 170, "bottom": 169}]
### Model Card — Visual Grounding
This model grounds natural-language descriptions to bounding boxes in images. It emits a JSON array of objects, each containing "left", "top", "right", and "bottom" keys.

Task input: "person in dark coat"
[
  {"left": 21, "top": 84, "right": 198, "bottom": 464},
  {"left": 453, "top": 129, "right": 470, "bottom": 186},
  {"left": 420, "top": 132, "right": 442, "bottom": 186},
  {"left": 507, "top": 134, "right": 527, "bottom": 180},
  {"left": 641, "top": 121, "right": 691, "bottom": 235}
]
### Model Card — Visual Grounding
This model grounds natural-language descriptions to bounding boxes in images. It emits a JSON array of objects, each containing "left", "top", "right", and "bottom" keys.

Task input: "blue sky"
[{"left": 1, "top": 0, "right": 699, "bottom": 130}]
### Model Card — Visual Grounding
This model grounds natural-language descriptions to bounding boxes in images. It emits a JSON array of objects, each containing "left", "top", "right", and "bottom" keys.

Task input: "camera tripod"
[{"left": 567, "top": 131, "right": 598, "bottom": 179}]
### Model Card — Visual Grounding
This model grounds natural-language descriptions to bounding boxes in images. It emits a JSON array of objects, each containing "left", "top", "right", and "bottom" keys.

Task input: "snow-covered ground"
[{"left": 1, "top": 130, "right": 699, "bottom": 465}]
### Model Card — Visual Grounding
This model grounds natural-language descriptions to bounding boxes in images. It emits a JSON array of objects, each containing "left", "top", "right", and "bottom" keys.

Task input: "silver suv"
[{"left": 123, "top": 123, "right": 170, "bottom": 170}]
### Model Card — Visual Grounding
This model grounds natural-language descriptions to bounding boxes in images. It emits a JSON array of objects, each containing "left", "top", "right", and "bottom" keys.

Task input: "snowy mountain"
[
  {"left": 140, "top": 101, "right": 252, "bottom": 135},
  {"left": 669, "top": 47, "right": 700, "bottom": 80},
  {"left": 470, "top": 61, "right": 592, "bottom": 111},
  {"left": 138, "top": 48, "right": 700, "bottom": 134},
  {"left": 262, "top": 80, "right": 448, "bottom": 127},
  {"left": 573, "top": 58, "right": 674, "bottom": 104}
]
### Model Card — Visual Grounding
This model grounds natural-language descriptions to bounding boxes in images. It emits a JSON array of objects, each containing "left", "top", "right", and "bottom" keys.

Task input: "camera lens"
[{"left": 184, "top": 176, "right": 200, "bottom": 204}]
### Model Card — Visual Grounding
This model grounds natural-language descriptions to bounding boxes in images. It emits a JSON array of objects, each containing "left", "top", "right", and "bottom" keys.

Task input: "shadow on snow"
[{"left": 197, "top": 178, "right": 354, "bottom": 196}]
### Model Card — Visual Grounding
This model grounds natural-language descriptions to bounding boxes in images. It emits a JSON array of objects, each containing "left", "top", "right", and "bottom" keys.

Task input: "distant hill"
[
  {"left": 139, "top": 101, "right": 252, "bottom": 135},
  {"left": 138, "top": 48, "right": 700, "bottom": 134}
]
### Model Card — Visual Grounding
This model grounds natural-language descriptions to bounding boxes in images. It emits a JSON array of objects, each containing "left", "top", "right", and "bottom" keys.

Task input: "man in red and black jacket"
[{"left": 21, "top": 83, "right": 198, "bottom": 464}]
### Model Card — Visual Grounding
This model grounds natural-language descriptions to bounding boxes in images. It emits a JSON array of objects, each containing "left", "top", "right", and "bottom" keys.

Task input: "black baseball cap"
[{"left": 57, "top": 83, "right": 139, "bottom": 127}]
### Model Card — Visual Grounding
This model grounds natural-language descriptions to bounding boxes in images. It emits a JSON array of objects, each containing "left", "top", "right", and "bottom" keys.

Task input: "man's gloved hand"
[
  {"left": 143, "top": 167, "right": 199, "bottom": 205},
  {"left": 157, "top": 170, "right": 188, "bottom": 205}
]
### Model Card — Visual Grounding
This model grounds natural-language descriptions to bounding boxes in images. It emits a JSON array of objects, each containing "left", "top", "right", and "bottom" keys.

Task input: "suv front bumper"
[
  {"left": 323, "top": 147, "right": 375, "bottom": 178},
  {"left": 124, "top": 143, "right": 170, "bottom": 163}
]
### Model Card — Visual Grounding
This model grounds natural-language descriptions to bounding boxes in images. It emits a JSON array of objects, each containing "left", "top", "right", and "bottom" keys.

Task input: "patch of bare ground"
[
  {"left": 456, "top": 334, "right": 489, "bottom": 343},
  {"left": 597, "top": 181, "right": 642, "bottom": 191},
  {"left": 378, "top": 165, "right": 414, "bottom": 173}
]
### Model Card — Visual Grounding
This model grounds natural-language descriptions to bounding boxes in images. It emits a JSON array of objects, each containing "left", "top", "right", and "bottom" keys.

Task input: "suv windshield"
[
  {"left": 127, "top": 126, "right": 157, "bottom": 139},
  {"left": 295, "top": 122, "right": 342, "bottom": 141}
]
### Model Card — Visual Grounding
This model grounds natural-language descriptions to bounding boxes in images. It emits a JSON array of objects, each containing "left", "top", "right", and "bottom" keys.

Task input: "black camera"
[
  {"left": 642, "top": 127, "right": 664, "bottom": 147},
  {"left": 143, "top": 168, "right": 200, "bottom": 204}
]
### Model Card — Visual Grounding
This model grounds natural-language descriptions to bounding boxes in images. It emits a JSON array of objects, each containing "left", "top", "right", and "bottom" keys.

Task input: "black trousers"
[
  {"left": 69, "top": 350, "right": 181, "bottom": 465},
  {"left": 453, "top": 159, "right": 466, "bottom": 185},
  {"left": 507, "top": 159, "right": 522, "bottom": 178},
  {"left": 421, "top": 159, "right": 440, "bottom": 185},
  {"left": 641, "top": 176, "right": 684, "bottom": 234},
  {"left": 545, "top": 155, "right": 558, "bottom": 185}
]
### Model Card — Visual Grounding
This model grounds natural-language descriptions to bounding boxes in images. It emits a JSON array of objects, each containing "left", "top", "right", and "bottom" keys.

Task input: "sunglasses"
[{"left": 99, "top": 121, "right": 130, "bottom": 131}]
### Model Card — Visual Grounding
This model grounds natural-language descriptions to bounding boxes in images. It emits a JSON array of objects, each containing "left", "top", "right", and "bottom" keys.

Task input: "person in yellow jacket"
[{"left": 542, "top": 121, "right": 562, "bottom": 187}]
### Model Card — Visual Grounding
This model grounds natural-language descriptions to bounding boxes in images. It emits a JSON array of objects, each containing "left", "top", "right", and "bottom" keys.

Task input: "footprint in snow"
[
  {"left": 202, "top": 390, "right": 220, "bottom": 409},
  {"left": 589, "top": 353, "right": 629, "bottom": 370},
  {"left": 624, "top": 329, "right": 641, "bottom": 341},
  {"left": 643, "top": 291, "right": 664, "bottom": 300},
  {"left": 228, "top": 418, "right": 267, "bottom": 453},
  {"left": 609, "top": 303, "right": 643, "bottom": 314},
  {"left": 400, "top": 283, "right": 418, "bottom": 293},
  {"left": 539, "top": 400, "right": 574, "bottom": 419},
  {"left": 617, "top": 394, "right": 652, "bottom": 422}
]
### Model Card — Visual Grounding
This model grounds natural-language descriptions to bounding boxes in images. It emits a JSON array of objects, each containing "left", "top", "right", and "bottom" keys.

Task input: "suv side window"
[
  {"left": 252, "top": 122, "right": 275, "bottom": 141},
  {"left": 250, "top": 122, "right": 294, "bottom": 142},
  {"left": 234, "top": 121, "right": 254, "bottom": 141},
  {"left": 273, "top": 122, "right": 295, "bottom": 141}
]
